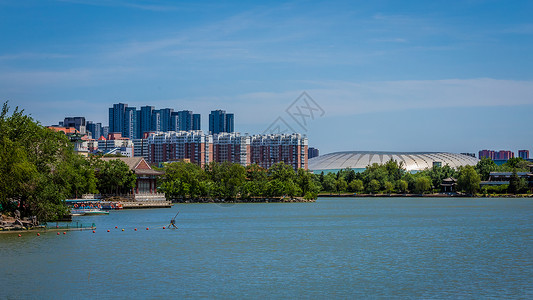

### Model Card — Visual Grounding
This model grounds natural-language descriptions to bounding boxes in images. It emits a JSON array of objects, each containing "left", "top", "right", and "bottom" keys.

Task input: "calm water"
[{"left": 1, "top": 198, "right": 532, "bottom": 299}]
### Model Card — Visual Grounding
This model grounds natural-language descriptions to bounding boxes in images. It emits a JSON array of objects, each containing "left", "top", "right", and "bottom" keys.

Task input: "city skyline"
[{"left": 2, "top": 0, "right": 532, "bottom": 154}]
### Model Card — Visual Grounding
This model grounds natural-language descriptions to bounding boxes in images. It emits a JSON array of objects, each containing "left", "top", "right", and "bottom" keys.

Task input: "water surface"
[{"left": 1, "top": 198, "right": 532, "bottom": 299}]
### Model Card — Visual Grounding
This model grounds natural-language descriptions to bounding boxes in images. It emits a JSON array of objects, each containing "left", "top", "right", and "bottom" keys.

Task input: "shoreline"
[{"left": 319, "top": 193, "right": 533, "bottom": 198}]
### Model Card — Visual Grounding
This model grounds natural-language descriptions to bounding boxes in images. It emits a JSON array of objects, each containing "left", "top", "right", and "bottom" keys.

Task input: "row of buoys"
[
  {"left": 16, "top": 226, "right": 164, "bottom": 236},
  {"left": 96, "top": 227, "right": 151, "bottom": 233}
]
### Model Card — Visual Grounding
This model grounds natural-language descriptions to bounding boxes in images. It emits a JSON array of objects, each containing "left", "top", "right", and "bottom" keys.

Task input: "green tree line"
[
  {"left": 316, "top": 157, "right": 531, "bottom": 195},
  {"left": 157, "top": 161, "right": 321, "bottom": 201}
]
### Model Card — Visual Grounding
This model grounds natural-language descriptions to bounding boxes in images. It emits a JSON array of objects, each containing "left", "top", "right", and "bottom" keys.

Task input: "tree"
[
  {"left": 475, "top": 158, "right": 497, "bottom": 181},
  {"left": 348, "top": 179, "right": 364, "bottom": 193},
  {"left": 322, "top": 173, "right": 337, "bottom": 193},
  {"left": 368, "top": 179, "right": 380, "bottom": 194},
  {"left": 384, "top": 181, "right": 394, "bottom": 194},
  {"left": 457, "top": 165, "right": 480, "bottom": 195},
  {"left": 0, "top": 102, "right": 77, "bottom": 221},
  {"left": 414, "top": 177, "right": 432, "bottom": 194},
  {"left": 296, "top": 168, "right": 320, "bottom": 198},
  {"left": 335, "top": 177, "right": 347, "bottom": 194},
  {"left": 96, "top": 159, "right": 136, "bottom": 195},
  {"left": 396, "top": 180, "right": 408, "bottom": 194}
]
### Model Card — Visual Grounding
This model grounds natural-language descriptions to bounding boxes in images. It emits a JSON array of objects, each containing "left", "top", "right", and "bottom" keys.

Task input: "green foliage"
[
  {"left": 414, "top": 177, "right": 432, "bottom": 194},
  {"left": 384, "top": 181, "right": 394, "bottom": 194},
  {"left": 503, "top": 157, "right": 529, "bottom": 171},
  {"left": 335, "top": 177, "right": 347, "bottom": 194},
  {"left": 322, "top": 173, "right": 337, "bottom": 193},
  {"left": 457, "top": 165, "right": 481, "bottom": 195},
  {"left": 368, "top": 179, "right": 380, "bottom": 194},
  {"left": 159, "top": 161, "right": 314, "bottom": 201},
  {"left": 348, "top": 179, "right": 364, "bottom": 193},
  {"left": 95, "top": 159, "right": 136, "bottom": 195},
  {"left": 475, "top": 158, "right": 497, "bottom": 181},
  {"left": 396, "top": 180, "right": 408, "bottom": 193},
  {"left": 0, "top": 102, "right": 78, "bottom": 221},
  {"left": 482, "top": 184, "right": 508, "bottom": 195}
]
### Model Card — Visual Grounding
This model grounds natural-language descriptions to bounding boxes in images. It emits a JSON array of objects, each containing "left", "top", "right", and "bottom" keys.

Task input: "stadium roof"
[{"left": 308, "top": 151, "right": 479, "bottom": 172}]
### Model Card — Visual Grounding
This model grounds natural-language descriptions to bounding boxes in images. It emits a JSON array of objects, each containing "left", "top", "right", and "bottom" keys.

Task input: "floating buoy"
[
  {"left": 92, "top": 230, "right": 95, "bottom": 233},
  {"left": 18, "top": 234, "right": 21, "bottom": 237},
  {"left": 121, "top": 229, "right": 124, "bottom": 231},
  {"left": 146, "top": 227, "right": 149, "bottom": 230},
  {"left": 134, "top": 228, "right": 137, "bottom": 231},
  {"left": 37, "top": 233, "right": 40, "bottom": 236},
  {"left": 107, "top": 230, "right": 110, "bottom": 232},
  {"left": 115, "top": 226, "right": 118, "bottom": 229},
  {"left": 163, "top": 227, "right": 166, "bottom": 229},
  {"left": 63, "top": 232, "right": 66, "bottom": 235},
  {"left": 57, "top": 232, "right": 60, "bottom": 235}
]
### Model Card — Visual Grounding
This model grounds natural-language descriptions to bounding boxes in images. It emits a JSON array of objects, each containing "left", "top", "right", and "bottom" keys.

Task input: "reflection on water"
[{"left": 1, "top": 198, "right": 532, "bottom": 298}]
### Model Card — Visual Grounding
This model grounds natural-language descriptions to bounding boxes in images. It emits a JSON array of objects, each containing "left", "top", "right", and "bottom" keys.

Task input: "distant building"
[
  {"left": 479, "top": 150, "right": 496, "bottom": 160},
  {"left": 212, "top": 132, "right": 250, "bottom": 166},
  {"left": 124, "top": 106, "right": 138, "bottom": 139},
  {"left": 146, "top": 132, "right": 308, "bottom": 170},
  {"left": 518, "top": 150, "right": 530, "bottom": 159},
  {"left": 139, "top": 106, "right": 154, "bottom": 138},
  {"left": 109, "top": 103, "right": 127, "bottom": 135},
  {"left": 101, "top": 126, "right": 109, "bottom": 139},
  {"left": 249, "top": 133, "right": 308, "bottom": 170},
  {"left": 158, "top": 108, "right": 174, "bottom": 132},
  {"left": 147, "top": 131, "right": 212, "bottom": 167},
  {"left": 86, "top": 121, "right": 102, "bottom": 139},
  {"left": 496, "top": 150, "right": 514, "bottom": 160},
  {"left": 308, "top": 147, "right": 319, "bottom": 159},
  {"left": 97, "top": 133, "right": 134, "bottom": 157},
  {"left": 151, "top": 109, "right": 161, "bottom": 132},
  {"left": 133, "top": 139, "right": 149, "bottom": 160},
  {"left": 479, "top": 149, "right": 515, "bottom": 160},
  {"left": 209, "top": 110, "right": 234, "bottom": 134},
  {"left": 481, "top": 172, "right": 533, "bottom": 192},
  {"left": 63, "top": 117, "right": 86, "bottom": 134},
  {"left": 177, "top": 110, "right": 202, "bottom": 131}
]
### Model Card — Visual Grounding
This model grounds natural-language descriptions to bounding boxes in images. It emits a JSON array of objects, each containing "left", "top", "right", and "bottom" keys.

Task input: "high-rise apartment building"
[
  {"left": 176, "top": 110, "right": 202, "bottom": 131},
  {"left": 479, "top": 149, "right": 515, "bottom": 160},
  {"left": 109, "top": 103, "right": 127, "bottom": 134},
  {"left": 158, "top": 108, "right": 173, "bottom": 132},
  {"left": 249, "top": 133, "right": 308, "bottom": 170},
  {"left": 193, "top": 114, "right": 201, "bottom": 131},
  {"left": 124, "top": 106, "right": 138, "bottom": 139},
  {"left": 209, "top": 110, "right": 234, "bottom": 134},
  {"left": 496, "top": 150, "right": 514, "bottom": 160},
  {"left": 308, "top": 147, "right": 319, "bottom": 159},
  {"left": 518, "top": 150, "right": 530, "bottom": 159},
  {"left": 86, "top": 121, "right": 102, "bottom": 139},
  {"left": 147, "top": 131, "right": 213, "bottom": 167},
  {"left": 63, "top": 117, "right": 86, "bottom": 134},
  {"left": 212, "top": 133, "right": 250, "bottom": 166},
  {"left": 151, "top": 109, "right": 161, "bottom": 132},
  {"left": 479, "top": 150, "right": 496, "bottom": 160},
  {"left": 140, "top": 106, "right": 154, "bottom": 137},
  {"left": 146, "top": 132, "right": 308, "bottom": 170},
  {"left": 111, "top": 103, "right": 202, "bottom": 136}
]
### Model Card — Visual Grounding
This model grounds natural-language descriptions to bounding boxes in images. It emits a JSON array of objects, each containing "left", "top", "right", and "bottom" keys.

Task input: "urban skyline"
[{"left": 2, "top": 1, "right": 532, "bottom": 154}]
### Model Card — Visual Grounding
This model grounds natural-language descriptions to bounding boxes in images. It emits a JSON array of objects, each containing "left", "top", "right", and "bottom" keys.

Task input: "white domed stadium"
[{"left": 308, "top": 151, "right": 479, "bottom": 173}]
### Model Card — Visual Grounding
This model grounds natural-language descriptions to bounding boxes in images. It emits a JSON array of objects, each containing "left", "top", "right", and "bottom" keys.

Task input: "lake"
[{"left": 1, "top": 197, "right": 532, "bottom": 299}]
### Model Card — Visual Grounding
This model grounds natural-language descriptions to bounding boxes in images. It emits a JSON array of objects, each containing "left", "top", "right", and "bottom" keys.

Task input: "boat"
[
  {"left": 71, "top": 208, "right": 109, "bottom": 216},
  {"left": 83, "top": 209, "right": 109, "bottom": 215}
]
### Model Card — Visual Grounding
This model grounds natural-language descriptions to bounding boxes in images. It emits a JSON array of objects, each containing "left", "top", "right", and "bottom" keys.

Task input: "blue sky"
[{"left": 1, "top": 0, "right": 532, "bottom": 154}]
